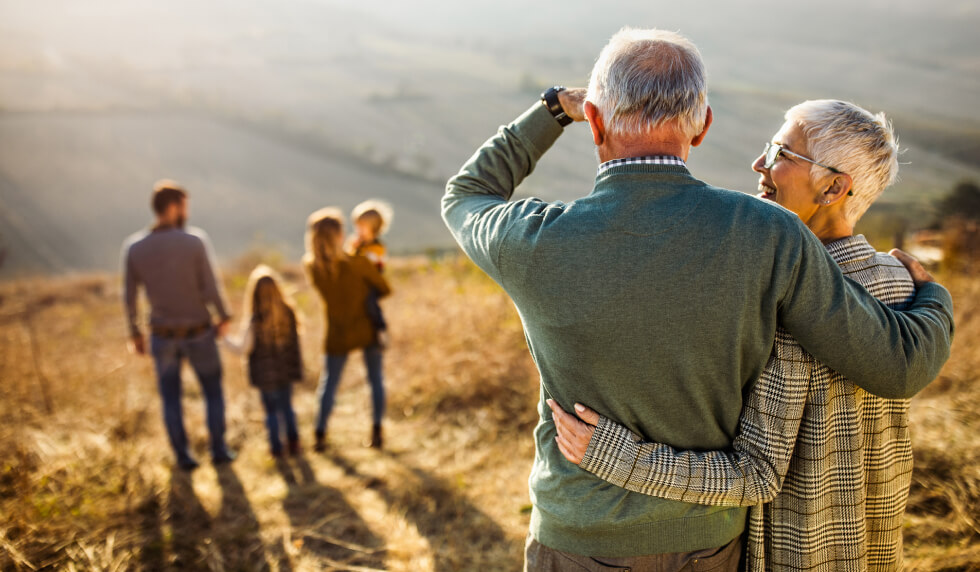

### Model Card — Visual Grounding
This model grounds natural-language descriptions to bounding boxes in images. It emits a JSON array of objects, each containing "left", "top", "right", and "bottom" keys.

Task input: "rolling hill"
[{"left": 1, "top": 0, "right": 979, "bottom": 275}]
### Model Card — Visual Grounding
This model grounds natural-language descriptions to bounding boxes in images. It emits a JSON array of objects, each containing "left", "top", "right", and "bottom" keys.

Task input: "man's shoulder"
[
  {"left": 683, "top": 181, "right": 806, "bottom": 234},
  {"left": 183, "top": 226, "right": 210, "bottom": 244},
  {"left": 123, "top": 229, "right": 150, "bottom": 250},
  {"left": 125, "top": 227, "right": 207, "bottom": 255},
  {"left": 165, "top": 227, "right": 208, "bottom": 252},
  {"left": 703, "top": 183, "right": 795, "bottom": 215}
]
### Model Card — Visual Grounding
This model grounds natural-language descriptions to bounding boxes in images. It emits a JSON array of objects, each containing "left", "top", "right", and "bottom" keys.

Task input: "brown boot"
[
  {"left": 314, "top": 432, "right": 327, "bottom": 452},
  {"left": 370, "top": 424, "right": 383, "bottom": 450}
]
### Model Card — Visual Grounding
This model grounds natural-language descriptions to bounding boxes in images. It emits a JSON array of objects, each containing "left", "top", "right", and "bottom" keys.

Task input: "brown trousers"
[{"left": 524, "top": 535, "right": 742, "bottom": 572}]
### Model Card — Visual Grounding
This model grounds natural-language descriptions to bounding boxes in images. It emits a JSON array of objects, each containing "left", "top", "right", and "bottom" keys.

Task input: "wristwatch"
[{"left": 541, "top": 85, "right": 573, "bottom": 127}]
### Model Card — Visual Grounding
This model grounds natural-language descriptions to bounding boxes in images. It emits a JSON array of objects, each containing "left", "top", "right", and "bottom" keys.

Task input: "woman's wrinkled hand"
[{"left": 547, "top": 399, "right": 600, "bottom": 465}]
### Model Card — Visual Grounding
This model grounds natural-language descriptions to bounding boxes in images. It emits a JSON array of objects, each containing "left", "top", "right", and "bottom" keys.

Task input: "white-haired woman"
[{"left": 550, "top": 100, "right": 917, "bottom": 571}]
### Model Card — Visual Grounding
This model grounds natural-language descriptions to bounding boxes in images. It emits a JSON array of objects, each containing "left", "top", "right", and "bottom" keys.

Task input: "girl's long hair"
[
  {"left": 242, "top": 264, "right": 297, "bottom": 349},
  {"left": 303, "top": 207, "right": 346, "bottom": 275}
]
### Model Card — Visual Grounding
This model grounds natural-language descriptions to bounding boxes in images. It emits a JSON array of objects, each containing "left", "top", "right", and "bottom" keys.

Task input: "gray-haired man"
[
  {"left": 123, "top": 180, "right": 234, "bottom": 470},
  {"left": 442, "top": 28, "right": 953, "bottom": 570}
]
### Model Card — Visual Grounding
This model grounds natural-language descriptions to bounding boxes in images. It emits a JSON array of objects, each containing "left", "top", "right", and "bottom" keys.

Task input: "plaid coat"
[{"left": 580, "top": 235, "right": 917, "bottom": 571}]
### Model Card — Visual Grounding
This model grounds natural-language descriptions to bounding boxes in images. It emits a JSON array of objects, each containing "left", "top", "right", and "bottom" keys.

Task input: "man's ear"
[
  {"left": 823, "top": 172, "right": 854, "bottom": 204},
  {"left": 690, "top": 105, "right": 713, "bottom": 147},
  {"left": 584, "top": 101, "right": 605, "bottom": 146}
]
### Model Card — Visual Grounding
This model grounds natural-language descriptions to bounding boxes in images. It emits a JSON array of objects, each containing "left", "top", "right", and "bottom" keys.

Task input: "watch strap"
[{"left": 542, "top": 86, "right": 573, "bottom": 127}]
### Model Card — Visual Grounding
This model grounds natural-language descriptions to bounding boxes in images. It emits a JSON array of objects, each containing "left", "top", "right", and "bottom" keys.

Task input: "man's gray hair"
[
  {"left": 586, "top": 28, "right": 708, "bottom": 141},
  {"left": 786, "top": 100, "right": 899, "bottom": 225}
]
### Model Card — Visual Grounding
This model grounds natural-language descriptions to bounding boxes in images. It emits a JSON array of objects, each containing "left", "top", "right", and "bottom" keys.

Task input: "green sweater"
[{"left": 442, "top": 103, "right": 954, "bottom": 557}]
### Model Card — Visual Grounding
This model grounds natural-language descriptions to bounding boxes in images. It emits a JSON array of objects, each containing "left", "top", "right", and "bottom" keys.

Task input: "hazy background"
[{"left": 2, "top": 0, "right": 979, "bottom": 275}]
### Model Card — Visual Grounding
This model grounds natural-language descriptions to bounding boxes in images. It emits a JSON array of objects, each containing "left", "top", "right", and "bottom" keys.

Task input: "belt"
[{"left": 151, "top": 322, "right": 212, "bottom": 339}]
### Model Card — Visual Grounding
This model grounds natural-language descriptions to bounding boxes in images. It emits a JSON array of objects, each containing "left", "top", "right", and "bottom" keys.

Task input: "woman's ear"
[
  {"left": 584, "top": 101, "right": 604, "bottom": 146},
  {"left": 823, "top": 172, "right": 854, "bottom": 204}
]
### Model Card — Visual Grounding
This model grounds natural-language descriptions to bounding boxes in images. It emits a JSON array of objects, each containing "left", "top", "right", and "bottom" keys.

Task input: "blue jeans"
[
  {"left": 314, "top": 345, "right": 385, "bottom": 434},
  {"left": 259, "top": 385, "right": 298, "bottom": 454},
  {"left": 150, "top": 329, "right": 228, "bottom": 464}
]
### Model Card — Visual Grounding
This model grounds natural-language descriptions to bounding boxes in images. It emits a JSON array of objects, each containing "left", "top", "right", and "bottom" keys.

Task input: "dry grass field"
[{"left": 0, "top": 255, "right": 978, "bottom": 571}]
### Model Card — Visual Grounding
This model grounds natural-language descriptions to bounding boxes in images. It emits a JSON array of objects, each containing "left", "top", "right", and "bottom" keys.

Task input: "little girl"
[{"left": 227, "top": 265, "right": 303, "bottom": 457}]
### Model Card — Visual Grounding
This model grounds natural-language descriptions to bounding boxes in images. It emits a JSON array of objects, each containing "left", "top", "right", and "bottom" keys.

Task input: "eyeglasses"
[{"left": 762, "top": 142, "right": 842, "bottom": 174}]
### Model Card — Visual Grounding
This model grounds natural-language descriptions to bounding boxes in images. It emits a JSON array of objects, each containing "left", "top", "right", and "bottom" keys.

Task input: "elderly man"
[
  {"left": 123, "top": 180, "right": 235, "bottom": 470},
  {"left": 442, "top": 28, "right": 953, "bottom": 570}
]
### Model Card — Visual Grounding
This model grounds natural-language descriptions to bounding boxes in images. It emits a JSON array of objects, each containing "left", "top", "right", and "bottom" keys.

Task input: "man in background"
[{"left": 122, "top": 179, "right": 234, "bottom": 470}]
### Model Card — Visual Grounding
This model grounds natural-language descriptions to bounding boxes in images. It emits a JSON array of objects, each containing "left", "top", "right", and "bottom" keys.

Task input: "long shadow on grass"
[
  {"left": 328, "top": 451, "right": 514, "bottom": 571},
  {"left": 135, "top": 480, "right": 166, "bottom": 570},
  {"left": 276, "top": 455, "right": 386, "bottom": 569},
  {"left": 215, "top": 464, "right": 278, "bottom": 570},
  {"left": 166, "top": 468, "right": 213, "bottom": 569}
]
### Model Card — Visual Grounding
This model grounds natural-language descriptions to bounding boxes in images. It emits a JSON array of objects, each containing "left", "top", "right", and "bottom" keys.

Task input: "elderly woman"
[
  {"left": 550, "top": 100, "right": 917, "bottom": 571},
  {"left": 304, "top": 207, "right": 391, "bottom": 451}
]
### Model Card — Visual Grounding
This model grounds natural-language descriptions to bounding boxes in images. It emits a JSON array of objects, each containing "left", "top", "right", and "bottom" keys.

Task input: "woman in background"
[{"left": 304, "top": 207, "right": 391, "bottom": 451}]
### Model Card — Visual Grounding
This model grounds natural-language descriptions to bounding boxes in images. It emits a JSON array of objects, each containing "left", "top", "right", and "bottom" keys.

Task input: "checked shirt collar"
[{"left": 597, "top": 155, "right": 687, "bottom": 176}]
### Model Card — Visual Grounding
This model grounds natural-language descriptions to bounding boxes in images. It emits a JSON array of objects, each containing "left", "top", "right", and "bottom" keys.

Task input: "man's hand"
[
  {"left": 216, "top": 319, "right": 230, "bottom": 338},
  {"left": 547, "top": 399, "right": 600, "bottom": 464},
  {"left": 557, "top": 88, "right": 588, "bottom": 122},
  {"left": 128, "top": 334, "right": 146, "bottom": 356},
  {"left": 889, "top": 248, "right": 935, "bottom": 287}
]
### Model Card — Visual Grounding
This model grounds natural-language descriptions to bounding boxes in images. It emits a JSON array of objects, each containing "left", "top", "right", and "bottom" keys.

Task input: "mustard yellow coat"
[{"left": 305, "top": 255, "right": 391, "bottom": 354}]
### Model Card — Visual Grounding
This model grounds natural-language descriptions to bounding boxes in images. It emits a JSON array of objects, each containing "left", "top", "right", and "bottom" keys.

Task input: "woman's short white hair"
[
  {"left": 786, "top": 100, "right": 899, "bottom": 225},
  {"left": 586, "top": 28, "right": 708, "bottom": 141}
]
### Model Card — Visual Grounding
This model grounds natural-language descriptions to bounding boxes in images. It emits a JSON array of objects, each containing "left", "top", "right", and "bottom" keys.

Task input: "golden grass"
[{"left": 0, "top": 257, "right": 977, "bottom": 571}]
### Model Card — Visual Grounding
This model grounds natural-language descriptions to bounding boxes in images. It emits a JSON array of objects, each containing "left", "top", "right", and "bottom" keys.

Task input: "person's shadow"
[
  {"left": 134, "top": 476, "right": 168, "bottom": 570},
  {"left": 214, "top": 464, "right": 280, "bottom": 570},
  {"left": 276, "top": 455, "right": 386, "bottom": 569},
  {"left": 157, "top": 468, "right": 214, "bottom": 569},
  {"left": 328, "top": 451, "right": 515, "bottom": 571},
  {"left": 136, "top": 466, "right": 288, "bottom": 571}
]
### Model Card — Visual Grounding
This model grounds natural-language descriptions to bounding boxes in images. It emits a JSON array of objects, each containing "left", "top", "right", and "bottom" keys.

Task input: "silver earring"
[{"left": 823, "top": 200, "right": 831, "bottom": 205}]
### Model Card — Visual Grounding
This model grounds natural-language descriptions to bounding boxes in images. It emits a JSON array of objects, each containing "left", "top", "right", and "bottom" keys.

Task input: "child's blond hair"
[{"left": 351, "top": 199, "right": 393, "bottom": 236}]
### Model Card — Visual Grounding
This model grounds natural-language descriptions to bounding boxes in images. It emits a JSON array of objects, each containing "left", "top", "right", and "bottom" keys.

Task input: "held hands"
[
  {"left": 556, "top": 88, "right": 588, "bottom": 123},
  {"left": 128, "top": 334, "right": 146, "bottom": 356},
  {"left": 546, "top": 399, "right": 600, "bottom": 464},
  {"left": 216, "top": 318, "right": 231, "bottom": 338},
  {"left": 889, "top": 249, "right": 935, "bottom": 287}
]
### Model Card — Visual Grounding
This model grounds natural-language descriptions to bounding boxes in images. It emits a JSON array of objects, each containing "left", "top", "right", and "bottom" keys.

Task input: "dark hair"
[{"left": 151, "top": 179, "right": 187, "bottom": 215}]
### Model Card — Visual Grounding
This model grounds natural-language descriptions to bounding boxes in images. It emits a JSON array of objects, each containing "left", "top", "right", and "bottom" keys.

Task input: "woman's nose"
[{"left": 751, "top": 153, "right": 767, "bottom": 174}]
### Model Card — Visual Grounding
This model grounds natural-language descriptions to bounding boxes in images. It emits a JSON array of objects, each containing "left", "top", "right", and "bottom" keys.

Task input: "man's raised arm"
[{"left": 441, "top": 90, "right": 584, "bottom": 281}]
